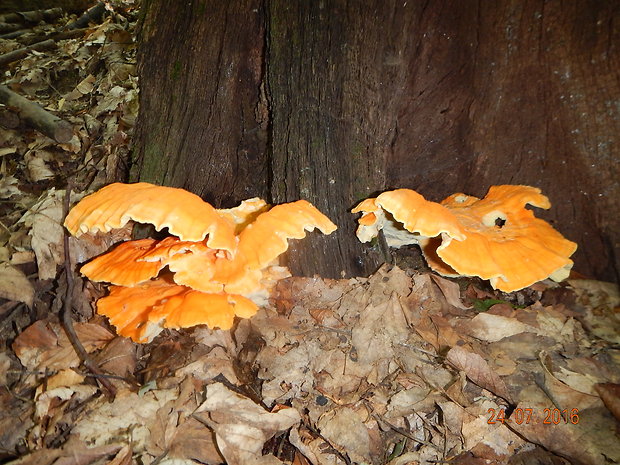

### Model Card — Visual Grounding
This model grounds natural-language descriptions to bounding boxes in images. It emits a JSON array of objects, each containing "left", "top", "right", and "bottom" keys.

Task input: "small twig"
[
  {"left": 75, "top": 369, "right": 137, "bottom": 385},
  {"left": 61, "top": 186, "right": 116, "bottom": 399}
]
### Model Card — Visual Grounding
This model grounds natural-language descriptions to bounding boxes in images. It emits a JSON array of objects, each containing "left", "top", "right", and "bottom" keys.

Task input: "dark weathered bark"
[
  {"left": 133, "top": 1, "right": 269, "bottom": 206},
  {"left": 267, "top": 2, "right": 409, "bottom": 277},
  {"left": 134, "top": 0, "right": 619, "bottom": 283},
  {"left": 383, "top": 1, "right": 620, "bottom": 282}
]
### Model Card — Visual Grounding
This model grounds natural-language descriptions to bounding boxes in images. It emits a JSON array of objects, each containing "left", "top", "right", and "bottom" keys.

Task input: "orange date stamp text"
[{"left": 487, "top": 407, "right": 580, "bottom": 425}]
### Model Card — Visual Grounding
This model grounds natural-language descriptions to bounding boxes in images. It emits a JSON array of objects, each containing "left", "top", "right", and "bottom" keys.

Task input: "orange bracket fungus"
[
  {"left": 352, "top": 185, "right": 577, "bottom": 292},
  {"left": 65, "top": 182, "right": 337, "bottom": 342}
]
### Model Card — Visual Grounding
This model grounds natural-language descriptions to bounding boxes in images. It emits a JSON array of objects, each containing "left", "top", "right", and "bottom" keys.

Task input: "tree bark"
[
  {"left": 133, "top": 1, "right": 269, "bottom": 207},
  {"left": 134, "top": 0, "right": 619, "bottom": 283}
]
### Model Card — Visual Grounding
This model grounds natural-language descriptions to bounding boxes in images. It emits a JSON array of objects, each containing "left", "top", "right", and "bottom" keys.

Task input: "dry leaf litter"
[{"left": 1, "top": 2, "right": 619, "bottom": 465}]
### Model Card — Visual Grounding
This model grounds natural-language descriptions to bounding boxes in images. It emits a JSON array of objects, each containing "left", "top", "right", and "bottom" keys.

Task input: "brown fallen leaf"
[
  {"left": 568, "top": 279, "right": 620, "bottom": 344},
  {"left": 446, "top": 346, "right": 514, "bottom": 403},
  {"left": 508, "top": 398, "right": 620, "bottom": 465},
  {"left": 463, "top": 312, "right": 537, "bottom": 343},
  {"left": 431, "top": 274, "right": 469, "bottom": 309},
  {"left": 167, "top": 417, "right": 223, "bottom": 464},
  {"left": 439, "top": 398, "right": 526, "bottom": 460},
  {"left": 594, "top": 383, "right": 620, "bottom": 421},
  {"left": 0, "top": 262, "right": 34, "bottom": 307},
  {"left": 13, "top": 320, "right": 114, "bottom": 374},
  {"left": 105, "top": 444, "right": 132, "bottom": 465},
  {"left": 71, "top": 388, "right": 179, "bottom": 453},
  {"left": 194, "top": 382, "right": 301, "bottom": 465},
  {"left": 539, "top": 351, "right": 601, "bottom": 410},
  {"left": 95, "top": 336, "right": 137, "bottom": 381},
  {"left": 19, "top": 189, "right": 64, "bottom": 280},
  {"left": 317, "top": 406, "right": 372, "bottom": 464},
  {"left": 0, "top": 386, "right": 34, "bottom": 457}
]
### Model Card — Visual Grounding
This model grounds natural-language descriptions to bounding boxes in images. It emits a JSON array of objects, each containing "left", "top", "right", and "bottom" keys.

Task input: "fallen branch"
[
  {"left": 0, "top": 107, "right": 20, "bottom": 128},
  {"left": 0, "top": 28, "right": 31, "bottom": 40},
  {"left": 0, "top": 85, "right": 73, "bottom": 142},
  {"left": 21, "top": 27, "right": 88, "bottom": 46},
  {"left": 62, "top": 187, "right": 117, "bottom": 399},
  {"left": 67, "top": 2, "right": 106, "bottom": 30},
  {"left": 0, "top": 8, "right": 64, "bottom": 24},
  {"left": 0, "top": 39, "right": 56, "bottom": 67},
  {"left": 0, "top": 23, "right": 21, "bottom": 33}
]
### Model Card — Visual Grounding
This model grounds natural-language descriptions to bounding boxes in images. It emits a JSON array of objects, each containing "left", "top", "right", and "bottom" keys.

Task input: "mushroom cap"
[
  {"left": 217, "top": 198, "right": 269, "bottom": 233},
  {"left": 147, "top": 288, "right": 258, "bottom": 331},
  {"left": 77, "top": 198, "right": 336, "bottom": 296},
  {"left": 437, "top": 185, "right": 577, "bottom": 291},
  {"left": 79, "top": 237, "right": 221, "bottom": 288},
  {"left": 353, "top": 189, "right": 467, "bottom": 247},
  {"left": 64, "top": 182, "right": 238, "bottom": 254},
  {"left": 97, "top": 278, "right": 184, "bottom": 342},
  {"left": 166, "top": 248, "right": 224, "bottom": 293},
  {"left": 353, "top": 185, "right": 577, "bottom": 292},
  {"left": 97, "top": 278, "right": 258, "bottom": 342},
  {"left": 138, "top": 236, "right": 216, "bottom": 262},
  {"left": 70, "top": 188, "right": 338, "bottom": 342},
  {"left": 238, "top": 200, "right": 337, "bottom": 271},
  {"left": 80, "top": 239, "right": 164, "bottom": 286},
  {"left": 166, "top": 200, "right": 337, "bottom": 294}
]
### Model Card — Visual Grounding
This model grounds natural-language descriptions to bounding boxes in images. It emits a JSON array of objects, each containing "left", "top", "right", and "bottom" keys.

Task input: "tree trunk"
[
  {"left": 133, "top": 1, "right": 269, "bottom": 206},
  {"left": 134, "top": 0, "right": 619, "bottom": 283}
]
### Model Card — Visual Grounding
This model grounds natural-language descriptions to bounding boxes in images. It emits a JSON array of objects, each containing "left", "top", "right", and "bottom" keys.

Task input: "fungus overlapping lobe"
[
  {"left": 64, "top": 182, "right": 238, "bottom": 253},
  {"left": 98, "top": 278, "right": 257, "bottom": 343},
  {"left": 66, "top": 182, "right": 337, "bottom": 342},
  {"left": 353, "top": 185, "right": 577, "bottom": 292}
]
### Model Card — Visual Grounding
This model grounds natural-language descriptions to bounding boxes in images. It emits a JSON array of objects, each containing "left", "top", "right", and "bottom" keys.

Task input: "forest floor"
[{"left": 1, "top": 3, "right": 619, "bottom": 465}]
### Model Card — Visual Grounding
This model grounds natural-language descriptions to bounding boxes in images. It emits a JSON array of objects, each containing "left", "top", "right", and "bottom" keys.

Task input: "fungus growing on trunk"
[
  {"left": 66, "top": 183, "right": 337, "bottom": 342},
  {"left": 353, "top": 185, "right": 577, "bottom": 292},
  {"left": 65, "top": 182, "right": 238, "bottom": 254}
]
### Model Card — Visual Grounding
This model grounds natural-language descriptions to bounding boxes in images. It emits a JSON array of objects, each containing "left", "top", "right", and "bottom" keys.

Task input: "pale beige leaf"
[
  {"left": 464, "top": 312, "right": 537, "bottom": 342},
  {"left": 195, "top": 382, "right": 300, "bottom": 465},
  {"left": 0, "top": 174, "right": 20, "bottom": 198},
  {"left": 72, "top": 389, "right": 178, "bottom": 452},
  {"left": 317, "top": 407, "right": 371, "bottom": 464},
  {"left": 20, "top": 189, "right": 65, "bottom": 279},
  {"left": 0, "top": 262, "right": 34, "bottom": 307}
]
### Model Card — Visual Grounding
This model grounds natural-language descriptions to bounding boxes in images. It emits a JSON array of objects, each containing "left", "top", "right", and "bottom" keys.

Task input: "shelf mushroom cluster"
[
  {"left": 352, "top": 185, "right": 577, "bottom": 292},
  {"left": 65, "top": 182, "right": 337, "bottom": 342}
]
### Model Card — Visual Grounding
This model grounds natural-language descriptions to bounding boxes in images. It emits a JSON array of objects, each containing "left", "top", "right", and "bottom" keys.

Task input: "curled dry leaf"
[
  {"left": 464, "top": 312, "right": 538, "bottom": 343},
  {"left": 19, "top": 189, "right": 68, "bottom": 280},
  {"left": 0, "top": 262, "right": 34, "bottom": 307},
  {"left": 194, "top": 382, "right": 301, "bottom": 465},
  {"left": 595, "top": 383, "right": 620, "bottom": 421},
  {"left": 446, "top": 345, "right": 514, "bottom": 403}
]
